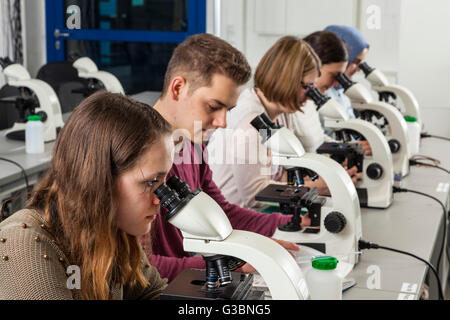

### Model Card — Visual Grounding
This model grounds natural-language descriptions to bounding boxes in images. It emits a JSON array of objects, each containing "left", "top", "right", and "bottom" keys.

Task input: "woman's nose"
[{"left": 152, "top": 197, "right": 160, "bottom": 205}]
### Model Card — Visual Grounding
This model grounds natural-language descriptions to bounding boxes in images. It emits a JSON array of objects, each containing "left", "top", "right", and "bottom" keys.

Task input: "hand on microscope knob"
[
  {"left": 354, "top": 140, "right": 372, "bottom": 156},
  {"left": 303, "top": 176, "right": 330, "bottom": 196},
  {"left": 344, "top": 166, "right": 362, "bottom": 184},
  {"left": 300, "top": 213, "right": 311, "bottom": 228},
  {"left": 239, "top": 262, "right": 257, "bottom": 274}
]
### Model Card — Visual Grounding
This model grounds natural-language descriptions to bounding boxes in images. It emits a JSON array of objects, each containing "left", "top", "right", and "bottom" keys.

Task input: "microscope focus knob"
[
  {"left": 36, "top": 111, "right": 48, "bottom": 123},
  {"left": 324, "top": 212, "right": 346, "bottom": 234},
  {"left": 388, "top": 139, "right": 401, "bottom": 153},
  {"left": 366, "top": 163, "right": 383, "bottom": 180}
]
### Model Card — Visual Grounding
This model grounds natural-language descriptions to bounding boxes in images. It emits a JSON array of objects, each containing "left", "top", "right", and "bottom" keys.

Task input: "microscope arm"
[
  {"left": 7, "top": 79, "right": 64, "bottom": 141},
  {"left": 372, "top": 84, "right": 421, "bottom": 123},
  {"left": 360, "top": 63, "right": 421, "bottom": 125},
  {"left": 324, "top": 118, "right": 393, "bottom": 173},
  {"left": 79, "top": 71, "right": 125, "bottom": 94},
  {"left": 183, "top": 230, "right": 309, "bottom": 300},
  {"left": 2, "top": 63, "right": 31, "bottom": 81},
  {"left": 73, "top": 57, "right": 125, "bottom": 94},
  {"left": 324, "top": 118, "right": 394, "bottom": 208},
  {"left": 273, "top": 154, "right": 362, "bottom": 268},
  {"left": 352, "top": 101, "right": 410, "bottom": 174},
  {"left": 250, "top": 116, "right": 362, "bottom": 267},
  {"left": 3, "top": 63, "right": 64, "bottom": 142},
  {"left": 158, "top": 179, "right": 310, "bottom": 300},
  {"left": 339, "top": 74, "right": 411, "bottom": 174},
  {"left": 275, "top": 153, "right": 361, "bottom": 230}
]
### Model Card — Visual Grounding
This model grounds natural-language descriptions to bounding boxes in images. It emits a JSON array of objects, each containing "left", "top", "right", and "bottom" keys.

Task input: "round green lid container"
[
  {"left": 27, "top": 115, "right": 42, "bottom": 121},
  {"left": 311, "top": 256, "right": 339, "bottom": 270},
  {"left": 404, "top": 116, "right": 417, "bottom": 122}
]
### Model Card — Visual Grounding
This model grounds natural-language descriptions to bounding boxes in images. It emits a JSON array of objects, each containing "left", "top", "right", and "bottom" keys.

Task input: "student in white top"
[
  {"left": 208, "top": 36, "right": 360, "bottom": 209},
  {"left": 324, "top": 25, "right": 370, "bottom": 118},
  {"left": 280, "top": 30, "right": 371, "bottom": 155}
]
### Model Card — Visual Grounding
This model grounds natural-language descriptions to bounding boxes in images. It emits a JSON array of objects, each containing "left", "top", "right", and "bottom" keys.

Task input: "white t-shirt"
[
  {"left": 277, "top": 100, "right": 328, "bottom": 153},
  {"left": 208, "top": 88, "right": 284, "bottom": 208},
  {"left": 208, "top": 88, "right": 333, "bottom": 208}
]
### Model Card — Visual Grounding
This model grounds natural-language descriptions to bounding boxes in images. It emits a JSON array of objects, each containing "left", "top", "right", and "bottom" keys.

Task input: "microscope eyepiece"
[
  {"left": 250, "top": 113, "right": 280, "bottom": 130},
  {"left": 166, "top": 175, "right": 192, "bottom": 199},
  {"left": 250, "top": 115, "right": 269, "bottom": 131},
  {"left": 154, "top": 183, "right": 185, "bottom": 220},
  {"left": 359, "top": 62, "right": 374, "bottom": 77},
  {"left": 259, "top": 113, "right": 280, "bottom": 129},
  {"left": 335, "top": 73, "right": 355, "bottom": 90},
  {"left": 154, "top": 175, "right": 201, "bottom": 220},
  {"left": 306, "top": 87, "right": 330, "bottom": 110},
  {"left": 251, "top": 113, "right": 280, "bottom": 142}
]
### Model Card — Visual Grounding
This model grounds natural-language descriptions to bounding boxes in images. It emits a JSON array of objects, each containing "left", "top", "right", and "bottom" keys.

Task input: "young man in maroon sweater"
[{"left": 143, "top": 33, "right": 306, "bottom": 282}]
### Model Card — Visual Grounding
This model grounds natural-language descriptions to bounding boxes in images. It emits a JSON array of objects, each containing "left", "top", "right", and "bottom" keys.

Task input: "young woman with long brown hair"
[{"left": 0, "top": 91, "right": 173, "bottom": 299}]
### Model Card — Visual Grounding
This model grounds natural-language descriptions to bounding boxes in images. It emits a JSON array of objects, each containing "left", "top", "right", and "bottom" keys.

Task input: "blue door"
[{"left": 45, "top": 0, "right": 206, "bottom": 94}]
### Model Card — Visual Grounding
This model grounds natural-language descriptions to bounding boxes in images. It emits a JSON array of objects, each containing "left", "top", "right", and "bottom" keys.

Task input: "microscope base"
[
  {"left": 5, "top": 129, "right": 25, "bottom": 141},
  {"left": 161, "top": 269, "right": 265, "bottom": 300},
  {"left": 356, "top": 188, "right": 393, "bottom": 209},
  {"left": 4, "top": 122, "right": 60, "bottom": 143}
]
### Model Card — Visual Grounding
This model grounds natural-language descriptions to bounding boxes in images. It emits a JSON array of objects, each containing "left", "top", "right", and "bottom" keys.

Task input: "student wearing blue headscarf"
[{"left": 324, "top": 25, "right": 370, "bottom": 118}]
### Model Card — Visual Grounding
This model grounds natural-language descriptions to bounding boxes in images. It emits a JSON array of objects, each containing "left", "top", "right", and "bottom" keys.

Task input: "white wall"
[
  {"left": 358, "top": 0, "right": 402, "bottom": 82},
  {"left": 245, "top": 0, "right": 357, "bottom": 69},
  {"left": 0, "top": 0, "right": 45, "bottom": 88},
  {"left": 398, "top": 0, "right": 450, "bottom": 108},
  {"left": 397, "top": 0, "right": 450, "bottom": 136},
  {"left": 218, "top": 0, "right": 401, "bottom": 79},
  {"left": 24, "top": 0, "right": 46, "bottom": 78},
  {"left": 217, "top": 0, "right": 450, "bottom": 136}
]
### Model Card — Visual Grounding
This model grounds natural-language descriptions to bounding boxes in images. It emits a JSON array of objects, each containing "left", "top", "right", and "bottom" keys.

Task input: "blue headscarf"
[
  {"left": 324, "top": 25, "right": 369, "bottom": 63},
  {"left": 322, "top": 25, "right": 369, "bottom": 119}
]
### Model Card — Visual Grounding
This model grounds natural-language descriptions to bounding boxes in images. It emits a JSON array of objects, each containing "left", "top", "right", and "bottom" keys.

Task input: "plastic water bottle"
[
  {"left": 404, "top": 116, "right": 420, "bottom": 156},
  {"left": 305, "top": 256, "right": 342, "bottom": 300},
  {"left": 25, "top": 115, "right": 45, "bottom": 154}
]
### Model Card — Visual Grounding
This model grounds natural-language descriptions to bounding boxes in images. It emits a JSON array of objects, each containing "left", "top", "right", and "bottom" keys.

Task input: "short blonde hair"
[{"left": 254, "top": 36, "right": 321, "bottom": 111}]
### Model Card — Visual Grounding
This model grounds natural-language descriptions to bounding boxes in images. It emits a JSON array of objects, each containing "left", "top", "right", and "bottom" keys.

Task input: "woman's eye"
[
  {"left": 208, "top": 105, "right": 221, "bottom": 112},
  {"left": 146, "top": 179, "right": 160, "bottom": 191}
]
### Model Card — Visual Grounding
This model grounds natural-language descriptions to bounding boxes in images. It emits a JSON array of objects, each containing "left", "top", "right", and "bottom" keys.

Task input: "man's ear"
[{"left": 170, "top": 76, "right": 188, "bottom": 101}]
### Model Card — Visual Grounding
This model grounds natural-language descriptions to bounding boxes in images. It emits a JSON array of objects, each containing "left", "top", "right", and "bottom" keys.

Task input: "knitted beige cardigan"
[{"left": 0, "top": 209, "right": 167, "bottom": 300}]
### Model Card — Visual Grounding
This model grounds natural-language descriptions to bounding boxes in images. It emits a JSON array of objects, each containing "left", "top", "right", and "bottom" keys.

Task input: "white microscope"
[
  {"left": 72, "top": 57, "right": 125, "bottom": 94},
  {"left": 250, "top": 113, "right": 362, "bottom": 275},
  {"left": 307, "top": 87, "right": 394, "bottom": 209},
  {"left": 336, "top": 73, "right": 411, "bottom": 178},
  {"left": 359, "top": 62, "right": 421, "bottom": 156},
  {"left": 0, "top": 58, "right": 64, "bottom": 142},
  {"left": 154, "top": 175, "right": 310, "bottom": 300}
]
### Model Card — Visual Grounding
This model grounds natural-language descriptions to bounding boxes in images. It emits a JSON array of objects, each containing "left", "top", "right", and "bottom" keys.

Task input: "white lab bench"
[{"left": 342, "top": 137, "right": 449, "bottom": 300}]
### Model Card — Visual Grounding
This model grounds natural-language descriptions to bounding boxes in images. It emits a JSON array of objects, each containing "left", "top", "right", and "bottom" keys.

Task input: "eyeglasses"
[
  {"left": 301, "top": 81, "right": 315, "bottom": 93},
  {"left": 351, "top": 58, "right": 362, "bottom": 67}
]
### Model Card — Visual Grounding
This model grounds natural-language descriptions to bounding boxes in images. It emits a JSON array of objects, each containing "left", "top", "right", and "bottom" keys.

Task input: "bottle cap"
[
  {"left": 311, "top": 256, "right": 338, "bottom": 270},
  {"left": 27, "top": 115, "right": 42, "bottom": 121},
  {"left": 404, "top": 116, "right": 417, "bottom": 122}
]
